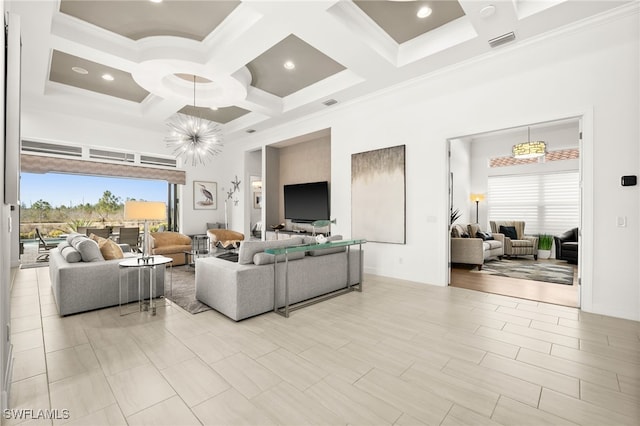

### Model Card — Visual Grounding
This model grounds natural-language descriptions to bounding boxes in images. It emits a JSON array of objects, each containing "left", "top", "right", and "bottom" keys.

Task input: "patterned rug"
[
  {"left": 471, "top": 259, "right": 574, "bottom": 285},
  {"left": 167, "top": 266, "right": 212, "bottom": 314}
]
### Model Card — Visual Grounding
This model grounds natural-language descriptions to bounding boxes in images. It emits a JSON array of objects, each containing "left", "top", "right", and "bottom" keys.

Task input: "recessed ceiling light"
[
  {"left": 71, "top": 66, "right": 88, "bottom": 75},
  {"left": 479, "top": 5, "right": 496, "bottom": 19},
  {"left": 283, "top": 61, "right": 295, "bottom": 70},
  {"left": 101, "top": 73, "right": 114, "bottom": 81},
  {"left": 149, "top": 0, "right": 163, "bottom": 3},
  {"left": 417, "top": 6, "right": 432, "bottom": 19}
]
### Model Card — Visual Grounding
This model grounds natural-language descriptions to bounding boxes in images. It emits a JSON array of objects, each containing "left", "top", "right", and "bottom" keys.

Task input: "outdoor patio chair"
[
  {"left": 86, "top": 228, "right": 110, "bottom": 239},
  {"left": 118, "top": 227, "right": 140, "bottom": 252},
  {"left": 35, "top": 228, "right": 57, "bottom": 262}
]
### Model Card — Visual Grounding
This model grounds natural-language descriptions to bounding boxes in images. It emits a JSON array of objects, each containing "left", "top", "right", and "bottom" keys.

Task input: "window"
[{"left": 488, "top": 172, "right": 579, "bottom": 235}]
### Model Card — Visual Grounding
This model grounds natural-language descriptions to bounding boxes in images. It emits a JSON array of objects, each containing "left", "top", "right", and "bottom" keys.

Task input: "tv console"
[{"left": 265, "top": 230, "right": 308, "bottom": 241}]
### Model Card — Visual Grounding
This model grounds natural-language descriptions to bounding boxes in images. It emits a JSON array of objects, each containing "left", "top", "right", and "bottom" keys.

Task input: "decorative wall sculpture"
[{"left": 351, "top": 145, "right": 406, "bottom": 244}]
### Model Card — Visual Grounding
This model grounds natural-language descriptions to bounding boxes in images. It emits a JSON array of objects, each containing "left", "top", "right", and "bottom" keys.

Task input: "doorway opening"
[{"left": 448, "top": 117, "right": 582, "bottom": 308}]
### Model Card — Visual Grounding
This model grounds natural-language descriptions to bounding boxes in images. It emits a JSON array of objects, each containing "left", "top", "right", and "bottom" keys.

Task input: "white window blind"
[{"left": 488, "top": 172, "right": 579, "bottom": 235}]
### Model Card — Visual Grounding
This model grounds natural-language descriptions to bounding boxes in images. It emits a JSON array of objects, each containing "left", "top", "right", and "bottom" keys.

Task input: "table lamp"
[{"left": 124, "top": 201, "right": 166, "bottom": 261}]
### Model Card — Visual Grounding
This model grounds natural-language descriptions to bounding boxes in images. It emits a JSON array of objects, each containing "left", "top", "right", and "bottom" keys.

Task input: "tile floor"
[{"left": 7, "top": 266, "right": 640, "bottom": 425}]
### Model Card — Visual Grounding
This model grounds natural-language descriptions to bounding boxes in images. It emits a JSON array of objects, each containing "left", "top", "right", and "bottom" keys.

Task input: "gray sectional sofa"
[
  {"left": 49, "top": 233, "right": 165, "bottom": 316},
  {"left": 195, "top": 236, "right": 363, "bottom": 321}
]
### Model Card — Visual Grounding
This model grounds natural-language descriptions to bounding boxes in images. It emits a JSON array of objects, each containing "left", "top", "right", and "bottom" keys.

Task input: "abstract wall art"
[{"left": 351, "top": 145, "right": 406, "bottom": 244}]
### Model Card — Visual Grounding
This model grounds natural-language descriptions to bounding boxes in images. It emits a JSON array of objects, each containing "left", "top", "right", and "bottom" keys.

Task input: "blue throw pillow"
[{"left": 499, "top": 225, "right": 518, "bottom": 240}]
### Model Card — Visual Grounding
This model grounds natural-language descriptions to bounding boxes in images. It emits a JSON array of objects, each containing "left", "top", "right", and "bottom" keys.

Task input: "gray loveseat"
[
  {"left": 195, "top": 236, "right": 363, "bottom": 321},
  {"left": 49, "top": 233, "right": 165, "bottom": 316}
]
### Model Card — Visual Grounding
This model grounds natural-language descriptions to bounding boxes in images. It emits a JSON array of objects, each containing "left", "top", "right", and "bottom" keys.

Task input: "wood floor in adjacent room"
[
  {"left": 9, "top": 266, "right": 639, "bottom": 425},
  {"left": 450, "top": 259, "right": 580, "bottom": 308}
]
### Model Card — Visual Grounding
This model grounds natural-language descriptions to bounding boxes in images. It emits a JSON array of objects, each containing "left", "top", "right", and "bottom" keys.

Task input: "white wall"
[
  {"left": 180, "top": 158, "right": 227, "bottom": 236},
  {"left": 245, "top": 150, "right": 262, "bottom": 237},
  {"left": 449, "top": 138, "right": 471, "bottom": 224},
  {"left": 0, "top": 1, "right": 9, "bottom": 411},
  {"left": 181, "top": 156, "right": 249, "bottom": 236},
  {"left": 22, "top": 109, "right": 167, "bottom": 155},
  {"left": 227, "top": 8, "right": 640, "bottom": 320}
]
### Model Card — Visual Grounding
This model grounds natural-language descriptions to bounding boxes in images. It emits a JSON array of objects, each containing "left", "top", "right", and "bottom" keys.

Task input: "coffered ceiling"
[{"left": 6, "top": 0, "right": 631, "bottom": 141}]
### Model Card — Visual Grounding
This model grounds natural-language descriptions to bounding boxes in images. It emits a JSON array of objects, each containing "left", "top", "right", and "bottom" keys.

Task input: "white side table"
[{"left": 119, "top": 255, "right": 172, "bottom": 316}]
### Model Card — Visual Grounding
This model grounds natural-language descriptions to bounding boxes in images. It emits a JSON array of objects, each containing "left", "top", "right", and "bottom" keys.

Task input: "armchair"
[
  {"left": 490, "top": 221, "right": 538, "bottom": 260},
  {"left": 149, "top": 231, "right": 192, "bottom": 266},
  {"left": 554, "top": 227, "right": 578, "bottom": 264}
]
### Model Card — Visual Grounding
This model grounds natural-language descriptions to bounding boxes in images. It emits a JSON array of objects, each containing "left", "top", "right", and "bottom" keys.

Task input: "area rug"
[
  {"left": 472, "top": 259, "right": 574, "bottom": 285},
  {"left": 166, "top": 266, "right": 212, "bottom": 314},
  {"left": 20, "top": 262, "right": 48, "bottom": 269}
]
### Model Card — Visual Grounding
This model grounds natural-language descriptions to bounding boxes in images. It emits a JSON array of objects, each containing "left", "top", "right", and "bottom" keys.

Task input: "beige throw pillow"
[{"left": 90, "top": 233, "right": 124, "bottom": 260}]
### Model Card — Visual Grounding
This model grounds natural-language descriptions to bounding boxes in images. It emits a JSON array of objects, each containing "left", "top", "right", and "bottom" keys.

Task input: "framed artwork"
[
  {"left": 253, "top": 191, "right": 262, "bottom": 209},
  {"left": 193, "top": 181, "right": 217, "bottom": 210},
  {"left": 352, "top": 145, "right": 406, "bottom": 244}
]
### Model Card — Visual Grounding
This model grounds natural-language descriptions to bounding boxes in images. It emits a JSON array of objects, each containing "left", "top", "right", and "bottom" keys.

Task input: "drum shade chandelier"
[
  {"left": 164, "top": 75, "right": 223, "bottom": 166},
  {"left": 512, "top": 127, "right": 546, "bottom": 159}
]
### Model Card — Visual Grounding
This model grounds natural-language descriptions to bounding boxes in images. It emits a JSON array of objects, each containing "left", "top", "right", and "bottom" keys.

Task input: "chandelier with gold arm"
[{"left": 164, "top": 75, "right": 223, "bottom": 166}]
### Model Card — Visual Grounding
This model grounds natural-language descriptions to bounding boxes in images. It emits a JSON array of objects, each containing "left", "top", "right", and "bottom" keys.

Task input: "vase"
[{"left": 538, "top": 249, "right": 551, "bottom": 259}]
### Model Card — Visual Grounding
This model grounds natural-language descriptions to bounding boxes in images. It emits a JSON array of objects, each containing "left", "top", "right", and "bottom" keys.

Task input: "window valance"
[{"left": 20, "top": 154, "right": 186, "bottom": 185}]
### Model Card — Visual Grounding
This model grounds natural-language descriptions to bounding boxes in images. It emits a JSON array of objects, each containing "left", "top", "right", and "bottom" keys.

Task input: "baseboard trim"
[{"left": 2, "top": 343, "right": 13, "bottom": 411}]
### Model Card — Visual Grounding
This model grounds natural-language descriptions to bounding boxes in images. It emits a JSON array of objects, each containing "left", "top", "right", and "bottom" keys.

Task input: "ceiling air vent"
[
  {"left": 21, "top": 140, "right": 83, "bottom": 157},
  {"left": 322, "top": 99, "right": 338, "bottom": 106},
  {"left": 89, "top": 149, "right": 134, "bottom": 163},
  {"left": 140, "top": 155, "right": 177, "bottom": 168},
  {"left": 488, "top": 32, "right": 516, "bottom": 48}
]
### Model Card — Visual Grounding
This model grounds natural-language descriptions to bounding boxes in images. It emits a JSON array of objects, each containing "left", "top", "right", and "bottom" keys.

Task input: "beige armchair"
[
  {"left": 490, "top": 221, "right": 538, "bottom": 260},
  {"left": 450, "top": 223, "right": 504, "bottom": 270},
  {"left": 150, "top": 231, "right": 192, "bottom": 266}
]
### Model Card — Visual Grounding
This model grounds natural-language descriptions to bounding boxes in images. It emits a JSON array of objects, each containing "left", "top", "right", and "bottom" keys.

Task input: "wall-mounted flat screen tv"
[{"left": 284, "top": 181, "right": 329, "bottom": 223}]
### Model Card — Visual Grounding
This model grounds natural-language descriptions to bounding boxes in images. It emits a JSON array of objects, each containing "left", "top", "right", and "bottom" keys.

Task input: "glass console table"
[{"left": 265, "top": 239, "right": 366, "bottom": 317}]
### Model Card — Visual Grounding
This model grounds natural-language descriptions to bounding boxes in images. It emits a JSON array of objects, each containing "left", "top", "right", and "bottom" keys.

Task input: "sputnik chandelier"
[{"left": 165, "top": 75, "right": 223, "bottom": 166}]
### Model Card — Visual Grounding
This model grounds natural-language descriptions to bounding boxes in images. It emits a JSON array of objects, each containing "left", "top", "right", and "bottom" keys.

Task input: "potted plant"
[
  {"left": 450, "top": 208, "right": 461, "bottom": 225},
  {"left": 538, "top": 234, "right": 553, "bottom": 259}
]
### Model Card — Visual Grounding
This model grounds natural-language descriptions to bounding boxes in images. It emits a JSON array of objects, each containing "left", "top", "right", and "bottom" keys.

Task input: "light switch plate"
[{"left": 617, "top": 216, "right": 627, "bottom": 227}]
